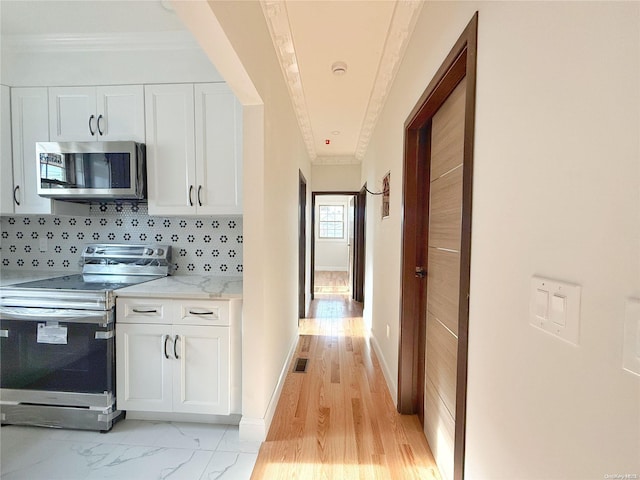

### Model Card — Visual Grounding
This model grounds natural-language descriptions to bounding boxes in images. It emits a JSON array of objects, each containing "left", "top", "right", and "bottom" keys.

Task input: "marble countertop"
[
  {"left": 0, "top": 270, "right": 242, "bottom": 300},
  {"left": 115, "top": 275, "right": 243, "bottom": 300}
]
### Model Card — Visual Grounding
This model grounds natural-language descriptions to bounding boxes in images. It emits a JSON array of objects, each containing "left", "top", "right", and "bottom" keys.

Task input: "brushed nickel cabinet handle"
[
  {"left": 132, "top": 308, "right": 158, "bottom": 314},
  {"left": 163, "top": 334, "right": 171, "bottom": 359},
  {"left": 173, "top": 335, "right": 180, "bottom": 360},
  {"left": 89, "top": 114, "right": 96, "bottom": 136},
  {"left": 13, "top": 186, "right": 20, "bottom": 206},
  {"left": 188, "top": 185, "right": 194, "bottom": 206},
  {"left": 97, "top": 114, "right": 104, "bottom": 135}
]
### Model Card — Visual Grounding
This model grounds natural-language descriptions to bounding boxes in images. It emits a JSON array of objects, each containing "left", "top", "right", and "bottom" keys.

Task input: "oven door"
[{"left": 0, "top": 307, "right": 115, "bottom": 403}]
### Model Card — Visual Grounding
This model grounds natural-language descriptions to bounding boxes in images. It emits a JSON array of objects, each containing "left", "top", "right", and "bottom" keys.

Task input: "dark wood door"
[
  {"left": 422, "top": 76, "right": 466, "bottom": 480},
  {"left": 353, "top": 185, "right": 366, "bottom": 303},
  {"left": 298, "top": 171, "right": 307, "bottom": 319},
  {"left": 398, "top": 13, "right": 477, "bottom": 480}
]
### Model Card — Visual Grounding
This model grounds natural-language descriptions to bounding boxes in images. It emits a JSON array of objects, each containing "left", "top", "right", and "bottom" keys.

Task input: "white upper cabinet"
[
  {"left": 145, "top": 83, "right": 242, "bottom": 216},
  {"left": 1, "top": 85, "right": 14, "bottom": 215},
  {"left": 11, "top": 87, "right": 87, "bottom": 215},
  {"left": 49, "top": 85, "right": 145, "bottom": 142},
  {"left": 194, "top": 83, "right": 243, "bottom": 215},
  {"left": 145, "top": 84, "right": 196, "bottom": 216},
  {"left": 11, "top": 87, "right": 50, "bottom": 214}
]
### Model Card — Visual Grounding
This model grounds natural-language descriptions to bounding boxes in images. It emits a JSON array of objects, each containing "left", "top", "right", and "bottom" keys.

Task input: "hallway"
[{"left": 251, "top": 295, "right": 441, "bottom": 479}]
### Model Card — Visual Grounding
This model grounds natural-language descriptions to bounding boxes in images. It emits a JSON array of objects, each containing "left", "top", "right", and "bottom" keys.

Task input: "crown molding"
[
  {"left": 354, "top": 0, "right": 423, "bottom": 161},
  {"left": 260, "top": 0, "right": 317, "bottom": 162},
  {"left": 313, "top": 156, "right": 361, "bottom": 166},
  {"left": 2, "top": 31, "right": 199, "bottom": 53}
]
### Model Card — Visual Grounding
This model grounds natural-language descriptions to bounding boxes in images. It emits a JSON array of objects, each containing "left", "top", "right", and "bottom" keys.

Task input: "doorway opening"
[
  {"left": 310, "top": 191, "right": 365, "bottom": 303},
  {"left": 298, "top": 171, "right": 307, "bottom": 320},
  {"left": 312, "top": 193, "right": 354, "bottom": 296}
]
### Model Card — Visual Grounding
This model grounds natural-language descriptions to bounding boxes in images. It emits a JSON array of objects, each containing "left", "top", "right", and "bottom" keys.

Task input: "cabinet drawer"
[
  {"left": 117, "top": 298, "right": 172, "bottom": 324},
  {"left": 177, "top": 300, "right": 230, "bottom": 326}
]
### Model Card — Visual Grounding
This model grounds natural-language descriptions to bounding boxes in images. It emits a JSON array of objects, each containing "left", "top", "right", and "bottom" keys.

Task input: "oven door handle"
[{"left": 0, "top": 306, "right": 113, "bottom": 325}]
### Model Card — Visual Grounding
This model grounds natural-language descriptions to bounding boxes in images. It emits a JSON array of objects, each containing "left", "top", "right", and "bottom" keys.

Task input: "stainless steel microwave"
[{"left": 36, "top": 141, "right": 146, "bottom": 201}]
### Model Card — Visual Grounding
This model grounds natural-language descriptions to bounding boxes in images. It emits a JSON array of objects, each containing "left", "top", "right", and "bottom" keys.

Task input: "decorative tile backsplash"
[{"left": 0, "top": 203, "right": 242, "bottom": 276}]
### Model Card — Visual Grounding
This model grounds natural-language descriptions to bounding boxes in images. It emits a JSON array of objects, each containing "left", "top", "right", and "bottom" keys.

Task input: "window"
[{"left": 318, "top": 205, "right": 344, "bottom": 239}]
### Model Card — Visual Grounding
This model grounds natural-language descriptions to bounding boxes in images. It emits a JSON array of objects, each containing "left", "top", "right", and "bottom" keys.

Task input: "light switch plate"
[
  {"left": 530, "top": 276, "right": 581, "bottom": 346},
  {"left": 623, "top": 298, "right": 640, "bottom": 377}
]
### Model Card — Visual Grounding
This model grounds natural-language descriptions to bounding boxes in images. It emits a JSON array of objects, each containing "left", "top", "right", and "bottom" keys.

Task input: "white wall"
[
  {"left": 1, "top": 39, "right": 222, "bottom": 87},
  {"left": 0, "top": 1, "right": 222, "bottom": 86},
  {"left": 175, "top": 0, "right": 312, "bottom": 441},
  {"left": 312, "top": 163, "right": 361, "bottom": 192},
  {"left": 315, "top": 195, "right": 351, "bottom": 272},
  {"left": 362, "top": 2, "right": 640, "bottom": 478}
]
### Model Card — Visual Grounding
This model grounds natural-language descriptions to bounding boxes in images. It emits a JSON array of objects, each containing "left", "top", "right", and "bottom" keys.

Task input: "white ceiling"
[
  {"left": 261, "top": 0, "right": 423, "bottom": 164},
  {"left": 1, "top": 0, "right": 423, "bottom": 165}
]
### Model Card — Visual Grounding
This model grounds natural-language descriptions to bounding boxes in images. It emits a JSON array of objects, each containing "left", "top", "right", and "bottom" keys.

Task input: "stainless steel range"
[{"left": 0, "top": 244, "right": 172, "bottom": 432}]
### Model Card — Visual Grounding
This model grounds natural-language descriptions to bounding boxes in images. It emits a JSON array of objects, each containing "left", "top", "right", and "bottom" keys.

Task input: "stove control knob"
[
  {"left": 156, "top": 248, "right": 164, "bottom": 257},
  {"left": 144, "top": 248, "right": 154, "bottom": 256},
  {"left": 85, "top": 247, "right": 94, "bottom": 254}
]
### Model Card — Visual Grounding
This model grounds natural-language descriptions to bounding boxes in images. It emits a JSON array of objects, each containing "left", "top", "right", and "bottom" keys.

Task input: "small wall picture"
[{"left": 382, "top": 172, "right": 390, "bottom": 219}]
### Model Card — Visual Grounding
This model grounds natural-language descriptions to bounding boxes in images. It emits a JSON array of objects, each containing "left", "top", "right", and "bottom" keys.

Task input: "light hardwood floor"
[
  {"left": 251, "top": 295, "right": 441, "bottom": 479},
  {"left": 314, "top": 270, "right": 350, "bottom": 294}
]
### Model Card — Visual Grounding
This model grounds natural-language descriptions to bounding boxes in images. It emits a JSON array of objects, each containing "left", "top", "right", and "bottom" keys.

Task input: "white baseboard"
[
  {"left": 239, "top": 333, "right": 299, "bottom": 442},
  {"left": 314, "top": 266, "right": 348, "bottom": 272},
  {"left": 125, "top": 411, "right": 241, "bottom": 425},
  {"left": 370, "top": 332, "right": 398, "bottom": 406}
]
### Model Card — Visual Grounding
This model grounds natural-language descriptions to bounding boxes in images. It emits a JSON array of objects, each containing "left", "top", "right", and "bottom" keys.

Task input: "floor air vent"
[{"left": 293, "top": 358, "right": 308, "bottom": 373}]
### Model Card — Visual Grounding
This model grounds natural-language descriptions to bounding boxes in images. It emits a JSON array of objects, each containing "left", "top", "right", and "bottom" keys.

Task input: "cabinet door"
[
  {"left": 195, "top": 83, "right": 243, "bottom": 215},
  {"left": 172, "top": 325, "right": 230, "bottom": 415},
  {"left": 49, "top": 86, "right": 97, "bottom": 141},
  {"left": 10, "top": 88, "right": 87, "bottom": 216},
  {"left": 145, "top": 84, "right": 196, "bottom": 216},
  {"left": 11, "top": 88, "right": 53, "bottom": 214},
  {"left": 96, "top": 85, "right": 145, "bottom": 142},
  {"left": 1, "top": 85, "right": 14, "bottom": 215},
  {"left": 116, "top": 323, "right": 172, "bottom": 412}
]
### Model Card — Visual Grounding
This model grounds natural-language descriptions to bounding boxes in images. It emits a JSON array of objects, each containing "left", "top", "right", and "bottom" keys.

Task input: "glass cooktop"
[{"left": 6, "top": 274, "right": 163, "bottom": 292}]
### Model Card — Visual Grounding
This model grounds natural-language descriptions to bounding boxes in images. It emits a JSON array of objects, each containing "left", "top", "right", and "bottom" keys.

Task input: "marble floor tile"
[
  {"left": 216, "top": 428, "right": 261, "bottom": 454},
  {"left": 0, "top": 421, "right": 256, "bottom": 480},
  {"left": 199, "top": 452, "right": 259, "bottom": 480}
]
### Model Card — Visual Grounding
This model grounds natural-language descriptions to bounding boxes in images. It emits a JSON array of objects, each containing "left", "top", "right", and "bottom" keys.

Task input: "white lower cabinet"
[{"left": 116, "top": 299, "right": 231, "bottom": 416}]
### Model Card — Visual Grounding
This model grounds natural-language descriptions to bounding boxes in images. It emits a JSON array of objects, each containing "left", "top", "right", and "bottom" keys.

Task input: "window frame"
[{"left": 317, "top": 204, "right": 345, "bottom": 240}]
